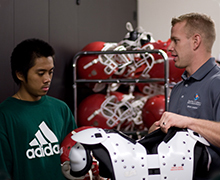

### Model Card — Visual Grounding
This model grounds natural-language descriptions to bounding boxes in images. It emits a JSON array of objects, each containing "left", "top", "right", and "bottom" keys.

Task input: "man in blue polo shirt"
[{"left": 149, "top": 12, "right": 220, "bottom": 178}]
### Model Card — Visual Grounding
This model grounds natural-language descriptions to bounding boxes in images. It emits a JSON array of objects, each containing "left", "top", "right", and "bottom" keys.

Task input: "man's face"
[
  {"left": 167, "top": 21, "right": 193, "bottom": 70},
  {"left": 20, "top": 56, "right": 54, "bottom": 101}
]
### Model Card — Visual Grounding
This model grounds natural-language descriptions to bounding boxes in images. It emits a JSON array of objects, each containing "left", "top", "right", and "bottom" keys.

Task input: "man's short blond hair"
[{"left": 171, "top": 12, "right": 216, "bottom": 52}]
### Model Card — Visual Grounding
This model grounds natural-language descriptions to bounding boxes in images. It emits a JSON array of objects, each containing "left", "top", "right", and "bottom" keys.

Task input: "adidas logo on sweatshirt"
[{"left": 26, "top": 121, "right": 60, "bottom": 159}]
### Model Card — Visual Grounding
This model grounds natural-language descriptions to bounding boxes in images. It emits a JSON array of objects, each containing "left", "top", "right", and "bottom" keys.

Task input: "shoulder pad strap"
[{"left": 187, "top": 129, "right": 210, "bottom": 146}]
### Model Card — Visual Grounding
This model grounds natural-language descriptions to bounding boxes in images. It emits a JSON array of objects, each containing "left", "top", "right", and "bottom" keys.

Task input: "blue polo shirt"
[{"left": 168, "top": 57, "right": 220, "bottom": 177}]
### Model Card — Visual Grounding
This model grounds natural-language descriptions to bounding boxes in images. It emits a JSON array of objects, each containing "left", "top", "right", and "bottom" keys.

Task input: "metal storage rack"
[{"left": 72, "top": 49, "right": 169, "bottom": 133}]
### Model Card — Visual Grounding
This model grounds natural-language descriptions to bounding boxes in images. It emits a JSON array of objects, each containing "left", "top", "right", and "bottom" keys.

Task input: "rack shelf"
[{"left": 72, "top": 49, "right": 169, "bottom": 127}]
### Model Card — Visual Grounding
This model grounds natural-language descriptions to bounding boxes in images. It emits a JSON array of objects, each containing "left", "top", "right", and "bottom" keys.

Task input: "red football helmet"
[
  {"left": 142, "top": 94, "right": 165, "bottom": 129},
  {"left": 142, "top": 39, "right": 185, "bottom": 83},
  {"left": 77, "top": 41, "right": 132, "bottom": 80},
  {"left": 148, "top": 58, "right": 184, "bottom": 84},
  {"left": 77, "top": 41, "right": 118, "bottom": 80},
  {"left": 109, "top": 91, "right": 147, "bottom": 131},
  {"left": 118, "top": 40, "right": 165, "bottom": 79},
  {"left": 77, "top": 93, "right": 133, "bottom": 129},
  {"left": 136, "top": 82, "right": 165, "bottom": 96},
  {"left": 77, "top": 41, "right": 133, "bottom": 92},
  {"left": 113, "top": 50, "right": 155, "bottom": 79},
  {"left": 60, "top": 127, "right": 90, "bottom": 163},
  {"left": 60, "top": 127, "right": 101, "bottom": 180}
]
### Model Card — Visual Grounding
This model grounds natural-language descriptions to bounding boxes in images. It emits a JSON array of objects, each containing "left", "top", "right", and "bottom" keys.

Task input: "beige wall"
[{"left": 138, "top": 0, "right": 220, "bottom": 59}]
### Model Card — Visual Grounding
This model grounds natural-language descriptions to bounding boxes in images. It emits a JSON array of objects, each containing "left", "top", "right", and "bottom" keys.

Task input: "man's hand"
[
  {"left": 148, "top": 111, "right": 190, "bottom": 134},
  {"left": 158, "top": 111, "right": 189, "bottom": 133}
]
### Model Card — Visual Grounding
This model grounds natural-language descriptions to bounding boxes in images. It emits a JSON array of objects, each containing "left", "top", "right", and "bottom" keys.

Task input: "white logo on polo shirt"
[
  {"left": 26, "top": 121, "right": 60, "bottom": 159},
  {"left": 187, "top": 93, "right": 202, "bottom": 110}
]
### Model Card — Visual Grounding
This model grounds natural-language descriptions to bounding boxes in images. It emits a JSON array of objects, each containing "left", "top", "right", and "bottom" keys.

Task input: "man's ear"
[
  {"left": 192, "top": 34, "right": 201, "bottom": 50},
  {"left": 16, "top": 71, "right": 25, "bottom": 82}
]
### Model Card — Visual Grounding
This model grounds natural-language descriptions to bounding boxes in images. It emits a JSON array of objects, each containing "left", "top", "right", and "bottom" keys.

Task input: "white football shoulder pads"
[{"left": 67, "top": 127, "right": 210, "bottom": 180}]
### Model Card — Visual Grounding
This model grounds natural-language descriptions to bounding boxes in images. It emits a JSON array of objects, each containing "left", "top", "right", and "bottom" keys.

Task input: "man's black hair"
[{"left": 11, "top": 38, "right": 55, "bottom": 85}]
